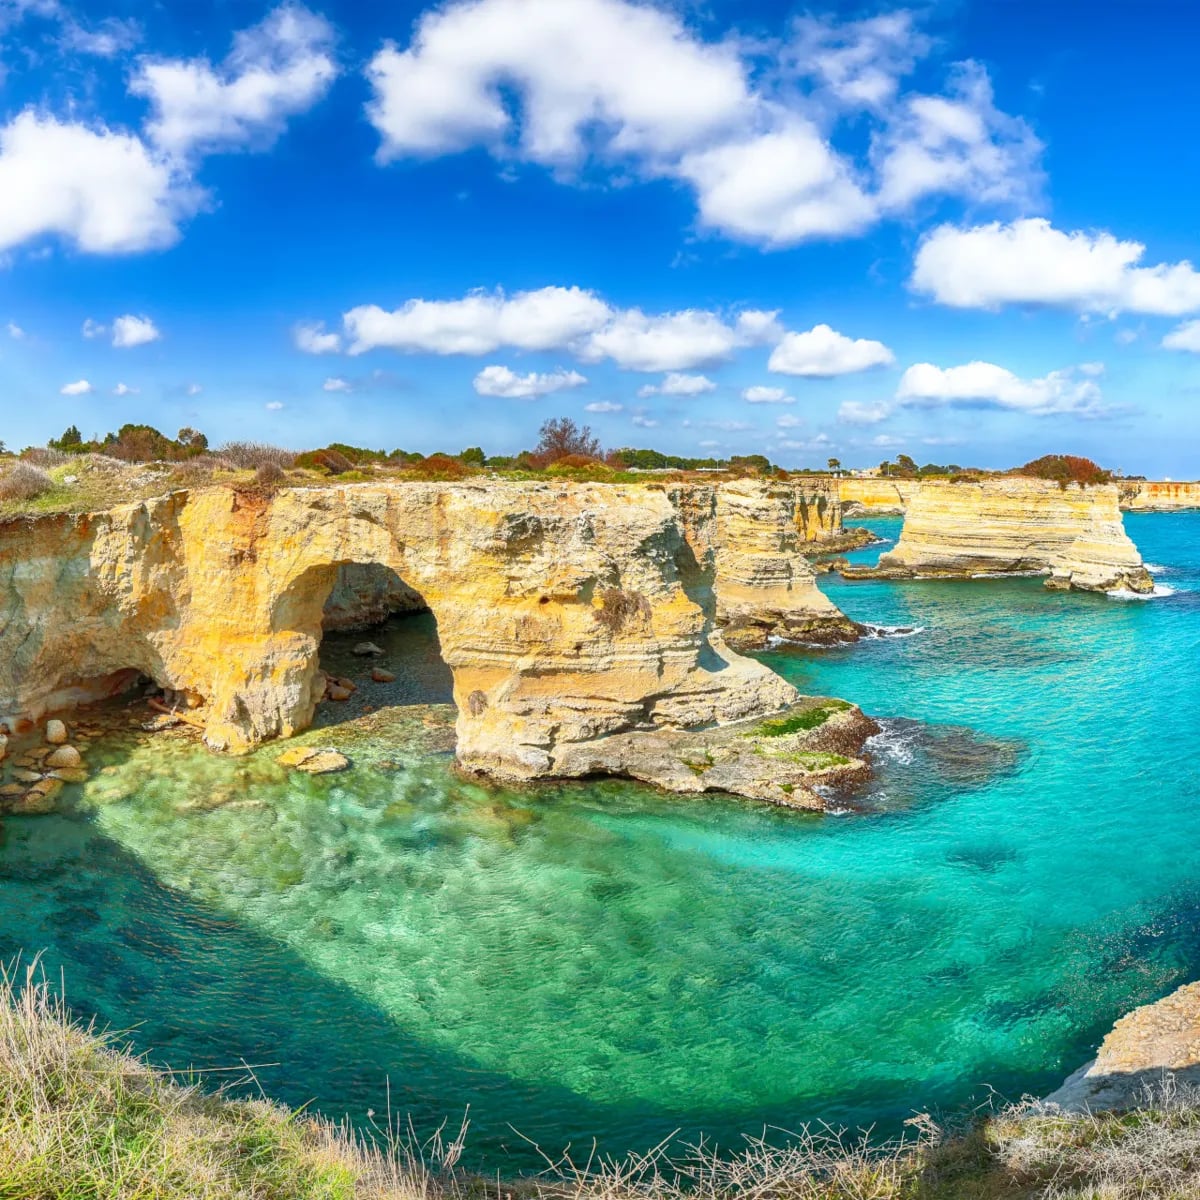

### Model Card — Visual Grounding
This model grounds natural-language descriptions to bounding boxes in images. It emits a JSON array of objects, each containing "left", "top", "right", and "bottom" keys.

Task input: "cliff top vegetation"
[
  {"left": 0, "top": 418, "right": 834, "bottom": 517},
  {"left": 2, "top": 958, "right": 1199, "bottom": 1199}
]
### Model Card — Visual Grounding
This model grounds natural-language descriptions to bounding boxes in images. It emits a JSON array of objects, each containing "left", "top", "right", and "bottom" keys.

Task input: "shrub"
[
  {"left": 1017, "top": 454, "right": 1112, "bottom": 487},
  {"left": 405, "top": 453, "right": 472, "bottom": 480},
  {"left": 0, "top": 462, "right": 54, "bottom": 501},
  {"left": 20, "top": 447, "right": 70, "bottom": 467},
  {"left": 294, "top": 448, "right": 353, "bottom": 474},
  {"left": 218, "top": 442, "right": 296, "bottom": 470},
  {"left": 593, "top": 587, "right": 651, "bottom": 633},
  {"left": 255, "top": 462, "right": 285, "bottom": 489}
]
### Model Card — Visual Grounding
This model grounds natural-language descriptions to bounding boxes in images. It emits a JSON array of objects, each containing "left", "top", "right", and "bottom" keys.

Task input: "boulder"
[
  {"left": 0, "top": 734, "right": 7, "bottom": 762},
  {"left": 370, "top": 668, "right": 396, "bottom": 683},
  {"left": 277, "top": 745, "right": 349, "bottom": 774},
  {"left": 45, "top": 719, "right": 68, "bottom": 745},
  {"left": 326, "top": 685, "right": 352, "bottom": 702},
  {"left": 45, "top": 745, "right": 83, "bottom": 769},
  {"left": 352, "top": 642, "right": 385, "bottom": 657}
]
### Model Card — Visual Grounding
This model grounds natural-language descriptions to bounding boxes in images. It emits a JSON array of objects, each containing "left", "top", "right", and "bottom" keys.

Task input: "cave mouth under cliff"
[{"left": 316, "top": 563, "right": 454, "bottom": 711}]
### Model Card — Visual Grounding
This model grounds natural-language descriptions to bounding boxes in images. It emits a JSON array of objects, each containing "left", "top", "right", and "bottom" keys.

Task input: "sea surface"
[{"left": 0, "top": 512, "right": 1197, "bottom": 1168}]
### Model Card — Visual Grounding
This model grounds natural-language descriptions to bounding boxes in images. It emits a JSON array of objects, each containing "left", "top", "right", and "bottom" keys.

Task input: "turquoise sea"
[{"left": 0, "top": 511, "right": 1197, "bottom": 1168}]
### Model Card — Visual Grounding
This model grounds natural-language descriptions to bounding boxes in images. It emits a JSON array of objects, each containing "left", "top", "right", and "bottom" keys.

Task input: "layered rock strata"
[
  {"left": 837, "top": 477, "right": 920, "bottom": 515},
  {"left": 1048, "top": 981, "right": 1200, "bottom": 1112},
  {"left": 0, "top": 481, "right": 870, "bottom": 805},
  {"left": 850, "top": 478, "right": 1154, "bottom": 594},
  {"left": 700, "top": 479, "right": 859, "bottom": 649},
  {"left": 1119, "top": 480, "right": 1200, "bottom": 511}
]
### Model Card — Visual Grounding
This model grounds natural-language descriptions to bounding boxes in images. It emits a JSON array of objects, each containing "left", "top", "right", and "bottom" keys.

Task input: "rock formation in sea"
[
  {"left": 851, "top": 477, "right": 1154, "bottom": 594},
  {"left": 0, "top": 480, "right": 872, "bottom": 808},
  {"left": 1047, "top": 980, "right": 1200, "bottom": 1112}
]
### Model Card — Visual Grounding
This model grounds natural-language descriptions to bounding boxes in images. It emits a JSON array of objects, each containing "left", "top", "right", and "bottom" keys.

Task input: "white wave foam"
[
  {"left": 1107, "top": 584, "right": 1177, "bottom": 601},
  {"left": 860, "top": 623, "right": 925, "bottom": 640},
  {"left": 866, "top": 720, "right": 919, "bottom": 766},
  {"left": 1144, "top": 562, "right": 1175, "bottom": 574}
]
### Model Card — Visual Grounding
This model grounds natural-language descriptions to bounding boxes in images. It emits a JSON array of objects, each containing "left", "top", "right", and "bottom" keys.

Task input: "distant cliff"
[
  {"left": 1120, "top": 480, "right": 1200, "bottom": 511},
  {"left": 865, "top": 477, "right": 1153, "bottom": 594},
  {"left": 837, "top": 477, "right": 921, "bottom": 514}
]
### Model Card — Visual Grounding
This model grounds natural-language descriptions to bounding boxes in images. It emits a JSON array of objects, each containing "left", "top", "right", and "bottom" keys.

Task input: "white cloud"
[
  {"left": 343, "top": 286, "right": 773, "bottom": 372},
  {"left": 703, "top": 419, "right": 752, "bottom": 432},
  {"left": 322, "top": 376, "right": 352, "bottom": 392},
  {"left": 872, "top": 62, "right": 1041, "bottom": 212},
  {"left": 896, "top": 361, "right": 1108, "bottom": 416},
  {"left": 631, "top": 413, "right": 659, "bottom": 428},
  {"left": 60, "top": 17, "right": 140, "bottom": 57},
  {"left": 186, "top": 382, "right": 202, "bottom": 396},
  {"left": 871, "top": 433, "right": 906, "bottom": 447},
  {"left": 0, "top": 112, "right": 194, "bottom": 255},
  {"left": 637, "top": 372, "right": 716, "bottom": 398},
  {"left": 294, "top": 320, "right": 342, "bottom": 354},
  {"left": 585, "top": 401, "right": 623, "bottom": 413},
  {"left": 113, "top": 382, "right": 138, "bottom": 395},
  {"left": 345, "top": 286, "right": 610, "bottom": 356},
  {"left": 132, "top": 5, "right": 337, "bottom": 160},
  {"left": 742, "top": 385, "right": 794, "bottom": 404},
  {"left": 82, "top": 318, "right": 106, "bottom": 338},
  {"left": 1115, "top": 328, "right": 1140, "bottom": 346},
  {"left": 776, "top": 413, "right": 803, "bottom": 428},
  {"left": 769, "top": 323, "right": 895, "bottom": 377},
  {"left": 1162, "top": 320, "right": 1200, "bottom": 353},
  {"left": 6, "top": 321, "right": 23, "bottom": 338},
  {"left": 265, "top": 400, "right": 285, "bottom": 410},
  {"left": 838, "top": 399, "right": 893, "bottom": 424},
  {"left": 912, "top": 218, "right": 1200, "bottom": 315},
  {"left": 364, "top": 0, "right": 1038, "bottom": 248},
  {"left": 581, "top": 307, "right": 775, "bottom": 372},
  {"left": 112, "top": 313, "right": 160, "bottom": 348},
  {"left": 61, "top": 379, "right": 92, "bottom": 395},
  {"left": 1078, "top": 361, "right": 1105, "bottom": 377},
  {"left": 473, "top": 364, "right": 587, "bottom": 398}
]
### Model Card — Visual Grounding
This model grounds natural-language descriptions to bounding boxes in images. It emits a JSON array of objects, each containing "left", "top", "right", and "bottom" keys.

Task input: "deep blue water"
[{"left": 0, "top": 512, "right": 1196, "bottom": 1169}]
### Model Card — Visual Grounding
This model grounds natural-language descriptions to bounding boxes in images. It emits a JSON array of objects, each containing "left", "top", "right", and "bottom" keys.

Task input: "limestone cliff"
[
  {"left": 0, "top": 480, "right": 871, "bottom": 806},
  {"left": 1048, "top": 981, "right": 1200, "bottom": 1112},
  {"left": 683, "top": 479, "right": 858, "bottom": 649},
  {"left": 837, "top": 477, "right": 920, "bottom": 515},
  {"left": 862, "top": 478, "right": 1154, "bottom": 594},
  {"left": 1119, "top": 480, "right": 1200, "bottom": 511}
]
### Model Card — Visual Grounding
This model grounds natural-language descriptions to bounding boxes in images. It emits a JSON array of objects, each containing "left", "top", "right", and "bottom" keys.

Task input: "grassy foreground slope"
[{"left": 2, "top": 962, "right": 1199, "bottom": 1199}]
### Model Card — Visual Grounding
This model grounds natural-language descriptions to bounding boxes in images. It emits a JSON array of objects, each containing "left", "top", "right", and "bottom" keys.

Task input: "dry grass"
[
  {"left": 7, "top": 957, "right": 1200, "bottom": 1199},
  {"left": 0, "top": 462, "right": 53, "bottom": 501},
  {"left": 218, "top": 442, "right": 297, "bottom": 470}
]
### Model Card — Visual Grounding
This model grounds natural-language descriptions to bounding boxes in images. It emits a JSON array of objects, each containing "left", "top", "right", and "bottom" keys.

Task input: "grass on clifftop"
[{"left": 3, "top": 957, "right": 1200, "bottom": 1198}]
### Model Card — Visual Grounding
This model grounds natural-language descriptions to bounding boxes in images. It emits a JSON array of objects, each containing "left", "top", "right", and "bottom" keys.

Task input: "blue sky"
[{"left": 1, "top": 0, "right": 1199, "bottom": 474}]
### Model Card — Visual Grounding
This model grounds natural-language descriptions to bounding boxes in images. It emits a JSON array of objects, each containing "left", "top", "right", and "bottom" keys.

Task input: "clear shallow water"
[{"left": 0, "top": 513, "right": 1198, "bottom": 1168}]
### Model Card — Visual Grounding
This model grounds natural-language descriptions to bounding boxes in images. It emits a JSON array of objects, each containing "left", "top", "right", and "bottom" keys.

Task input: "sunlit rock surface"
[
  {"left": 859, "top": 478, "right": 1154, "bottom": 594},
  {"left": 0, "top": 480, "right": 870, "bottom": 801}
]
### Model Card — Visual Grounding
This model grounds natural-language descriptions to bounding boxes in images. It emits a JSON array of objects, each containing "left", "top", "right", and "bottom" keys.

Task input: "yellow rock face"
[
  {"left": 1120, "top": 479, "right": 1200, "bottom": 511},
  {"left": 837, "top": 476, "right": 921, "bottom": 514},
  {"left": 0, "top": 481, "right": 858, "bottom": 786},
  {"left": 875, "top": 478, "right": 1154, "bottom": 593}
]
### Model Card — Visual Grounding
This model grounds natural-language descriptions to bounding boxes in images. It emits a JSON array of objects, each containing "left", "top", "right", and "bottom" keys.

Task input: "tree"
[
  {"left": 459, "top": 446, "right": 486, "bottom": 466},
  {"left": 177, "top": 427, "right": 209, "bottom": 455},
  {"left": 827, "top": 457, "right": 841, "bottom": 474},
  {"left": 895, "top": 454, "right": 918, "bottom": 477},
  {"left": 534, "top": 417, "right": 600, "bottom": 463}
]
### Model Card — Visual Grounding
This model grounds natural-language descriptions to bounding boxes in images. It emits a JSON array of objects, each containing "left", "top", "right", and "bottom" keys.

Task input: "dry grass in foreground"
[{"left": 3, "top": 958, "right": 1200, "bottom": 1199}]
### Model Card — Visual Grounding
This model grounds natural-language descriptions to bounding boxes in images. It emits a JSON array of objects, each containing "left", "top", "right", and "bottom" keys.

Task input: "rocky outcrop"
[
  {"left": 1119, "top": 480, "right": 1200, "bottom": 512},
  {"left": 837, "top": 477, "right": 920, "bottom": 515},
  {"left": 1048, "top": 981, "right": 1200, "bottom": 1112},
  {"left": 0, "top": 481, "right": 871, "bottom": 806},
  {"left": 693, "top": 479, "right": 859, "bottom": 650},
  {"left": 853, "top": 478, "right": 1154, "bottom": 594}
]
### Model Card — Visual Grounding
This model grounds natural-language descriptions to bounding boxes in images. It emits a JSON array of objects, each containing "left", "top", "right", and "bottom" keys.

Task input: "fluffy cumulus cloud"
[
  {"left": 294, "top": 320, "right": 342, "bottom": 354},
  {"left": 364, "top": 0, "right": 1040, "bottom": 248},
  {"left": 112, "top": 313, "right": 160, "bottom": 347},
  {"left": 61, "top": 379, "right": 92, "bottom": 395},
  {"left": 637, "top": 373, "right": 716, "bottom": 398},
  {"left": 0, "top": 6, "right": 336, "bottom": 258},
  {"left": 768, "top": 323, "right": 894, "bottom": 377},
  {"left": 1162, "top": 320, "right": 1200, "bottom": 353},
  {"left": 345, "top": 286, "right": 609, "bottom": 356},
  {"left": 473, "top": 364, "right": 586, "bottom": 398},
  {"left": 837, "top": 399, "right": 893, "bottom": 425},
  {"left": 896, "top": 361, "right": 1108, "bottom": 417},
  {"left": 112, "top": 382, "right": 138, "bottom": 395},
  {"left": 0, "top": 113, "right": 194, "bottom": 254},
  {"left": 342, "top": 286, "right": 776, "bottom": 372},
  {"left": 912, "top": 218, "right": 1200, "bottom": 315},
  {"left": 132, "top": 5, "right": 338, "bottom": 160},
  {"left": 742, "top": 385, "right": 794, "bottom": 404}
]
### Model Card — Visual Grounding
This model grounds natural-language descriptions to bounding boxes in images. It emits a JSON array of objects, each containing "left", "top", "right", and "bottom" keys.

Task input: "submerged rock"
[
  {"left": 45, "top": 745, "right": 82, "bottom": 769},
  {"left": 370, "top": 668, "right": 396, "bottom": 683},
  {"left": 277, "top": 746, "right": 350, "bottom": 774},
  {"left": 352, "top": 642, "right": 385, "bottom": 657},
  {"left": 44, "top": 719, "right": 68, "bottom": 745}
]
